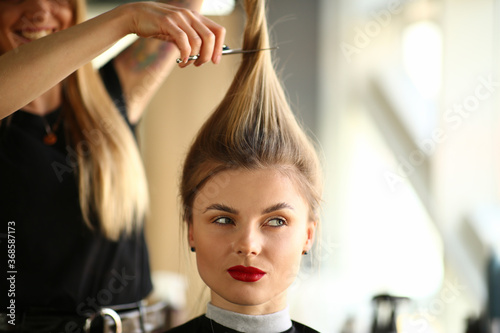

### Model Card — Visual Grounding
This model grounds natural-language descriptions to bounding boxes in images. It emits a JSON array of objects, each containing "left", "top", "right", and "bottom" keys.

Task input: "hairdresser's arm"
[
  {"left": 113, "top": 0, "right": 226, "bottom": 124},
  {"left": 0, "top": 2, "right": 224, "bottom": 121}
]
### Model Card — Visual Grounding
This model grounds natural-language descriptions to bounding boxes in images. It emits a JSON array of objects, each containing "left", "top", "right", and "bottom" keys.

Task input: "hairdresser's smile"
[
  {"left": 0, "top": 0, "right": 72, "bottom": 54},
  {"left": 189, "top": 168, "right": 316, "bottom": 315},
  {"left": 16, "top": 27, "right": 57, "bottom": 42}
]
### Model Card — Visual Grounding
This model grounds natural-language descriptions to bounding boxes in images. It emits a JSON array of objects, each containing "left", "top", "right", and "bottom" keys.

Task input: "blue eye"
[
  {"left": 213, "top": 217, "right": 234, "bottom": 225},
  {"left": 266, "top": 218, "right": 287, "bottom": 227}
]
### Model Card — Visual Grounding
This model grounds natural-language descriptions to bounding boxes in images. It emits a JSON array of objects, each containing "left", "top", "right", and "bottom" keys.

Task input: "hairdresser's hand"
[{"left": 124, "top": 2, "right": 226, "bottom": 67}]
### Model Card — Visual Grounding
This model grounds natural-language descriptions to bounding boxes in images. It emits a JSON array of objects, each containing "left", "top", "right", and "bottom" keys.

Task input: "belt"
[{"left": 0, "top": 301, "right": 170, "bottom": 333}]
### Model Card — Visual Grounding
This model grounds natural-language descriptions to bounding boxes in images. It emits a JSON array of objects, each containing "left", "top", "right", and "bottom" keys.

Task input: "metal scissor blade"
[
  {"left": 176, "top": 46, "right": 278, "bottom": 63},
  {"left": 221, "top": 46, "right": 278, "bottom": 55}
]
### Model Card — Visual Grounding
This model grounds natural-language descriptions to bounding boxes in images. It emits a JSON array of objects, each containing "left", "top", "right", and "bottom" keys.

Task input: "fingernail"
[
  {"left": 215, "top": 53, "right": 221, "bottom": 64},
  {"left": 184, "top": 57, "right": 189, "bottom": 64}
]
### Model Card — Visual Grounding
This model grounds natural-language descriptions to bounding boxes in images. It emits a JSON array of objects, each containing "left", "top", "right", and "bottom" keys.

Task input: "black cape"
[{"left": 166, "top": 314, "right": 320, "bottom": 333}]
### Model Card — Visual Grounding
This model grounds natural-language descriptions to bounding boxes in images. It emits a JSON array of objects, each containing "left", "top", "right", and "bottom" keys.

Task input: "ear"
[
  {"left": 303, "top": 220, "right": 318, "bottom": 253},
  {"left": 188, "top": 222, "right": 195, "bottom": 249}
]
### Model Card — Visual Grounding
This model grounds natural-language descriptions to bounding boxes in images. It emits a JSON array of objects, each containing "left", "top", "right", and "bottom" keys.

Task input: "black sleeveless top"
[{"left": 0, "top": 61, "right": 152, "bottom": 314}]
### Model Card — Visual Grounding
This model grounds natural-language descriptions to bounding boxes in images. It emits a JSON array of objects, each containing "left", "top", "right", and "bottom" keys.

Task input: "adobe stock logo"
[
  {"left": 384, "top": 74, "right": 499, "bottom": 191},
  {"left": 51, "top": 117, "right": 116, "bottom": 182},
  {"left": 75, "top": 267, "right": 135, "bottom": 316},
  {"left": 340, "top": 0, "right": 404, "bottom": 63},
  {"left": 403, "top": 278, "right": 467, "bottom": 332},
  {"left": 40, "top": 267, "right": 136, "bottom": 333}
]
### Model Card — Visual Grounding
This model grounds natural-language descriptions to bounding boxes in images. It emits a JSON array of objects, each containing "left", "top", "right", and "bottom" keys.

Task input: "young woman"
[
  {"left": 169, "top": 0, "right": 322, "bottom": 331},
  {"left": 0, "top": 0, "right": 224, "bottom": 331}
]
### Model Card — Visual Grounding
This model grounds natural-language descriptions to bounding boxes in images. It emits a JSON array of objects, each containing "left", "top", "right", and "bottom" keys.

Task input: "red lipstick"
[{"left": 227, "top": 265, "right": 266, "bottom": 282}]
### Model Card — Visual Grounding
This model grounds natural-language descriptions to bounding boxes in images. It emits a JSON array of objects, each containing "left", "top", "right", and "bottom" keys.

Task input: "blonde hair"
[
  {"left": 180, "top": 0, "right": 322, "bottom": 224},
  {"left": 64, "top": 0, "right": 148, "bottom": 239}
]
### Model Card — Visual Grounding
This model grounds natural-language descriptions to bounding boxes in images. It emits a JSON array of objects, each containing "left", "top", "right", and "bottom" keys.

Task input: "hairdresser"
[{"left": 0, "top": 0, "right": 225, "bottom": 332}]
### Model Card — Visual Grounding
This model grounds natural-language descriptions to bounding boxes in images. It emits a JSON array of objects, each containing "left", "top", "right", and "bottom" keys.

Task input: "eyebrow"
[
  {"left": 204, "top": 202, "right": 294, "bottom": 215},
  {"left": 204, "top": 204, "right": 238, "bottom": 214},
  {"left": 262, "top": 202, "right": 294, "bottom": 214}
]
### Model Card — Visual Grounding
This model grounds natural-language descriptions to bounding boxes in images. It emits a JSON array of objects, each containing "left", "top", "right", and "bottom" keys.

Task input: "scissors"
[{"left": 176, "top": 45, "right": 278, "bottom": 63}]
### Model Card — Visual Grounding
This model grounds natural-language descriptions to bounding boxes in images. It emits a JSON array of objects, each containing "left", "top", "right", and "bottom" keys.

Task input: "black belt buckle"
[{"left": 84, "top": 308, "right": 122, "bottom": 333}]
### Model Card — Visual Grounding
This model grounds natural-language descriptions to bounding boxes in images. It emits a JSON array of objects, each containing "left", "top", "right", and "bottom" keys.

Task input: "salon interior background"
[{"left": 89, "top": 0, "right": 500, "bottom": 332}]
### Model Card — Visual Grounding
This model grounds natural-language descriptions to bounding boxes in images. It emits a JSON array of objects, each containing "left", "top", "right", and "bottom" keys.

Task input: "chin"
[{"left": 219, "top": 289, "right": 274, "bottom": 307}]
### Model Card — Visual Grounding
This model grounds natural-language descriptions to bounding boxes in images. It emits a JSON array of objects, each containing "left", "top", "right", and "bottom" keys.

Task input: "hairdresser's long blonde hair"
[
  {"left": 63, "top": 0, "right": 148, "bottom": 239},
  {"left": 181, "top": 0, "right": 322, "bottom": 223}
]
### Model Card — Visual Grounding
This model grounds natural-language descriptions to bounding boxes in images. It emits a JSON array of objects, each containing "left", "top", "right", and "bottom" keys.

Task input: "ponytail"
[{"left": 181, "top": 0, "right": 322, "bottom": 223}]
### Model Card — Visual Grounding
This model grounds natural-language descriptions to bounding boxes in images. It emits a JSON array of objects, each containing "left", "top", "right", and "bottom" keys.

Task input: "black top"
[
  {"left": 167, "top": 315, "right": 320, "bottom": 333},
  {"left": 0, "top": 61, "right": 152, "bottom": 314}
]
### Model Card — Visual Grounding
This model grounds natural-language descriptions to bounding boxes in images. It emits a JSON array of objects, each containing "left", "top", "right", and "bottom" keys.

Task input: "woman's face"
[
  {"left": 189, "top": 168, "right": 316, "bottom": 315},
  {"left": 0, "top": 0, "right": 73, "bottom": 54}
]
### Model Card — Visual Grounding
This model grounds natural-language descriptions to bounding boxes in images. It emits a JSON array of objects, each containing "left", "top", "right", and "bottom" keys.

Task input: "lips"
[{"left": 227, "top": 265, "right": 266, "bottom": 282}]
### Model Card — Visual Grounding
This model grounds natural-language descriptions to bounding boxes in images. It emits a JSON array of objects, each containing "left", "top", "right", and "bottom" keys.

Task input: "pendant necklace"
[{"left": 41, "top": 112, "right": 62, "bottom": 145}]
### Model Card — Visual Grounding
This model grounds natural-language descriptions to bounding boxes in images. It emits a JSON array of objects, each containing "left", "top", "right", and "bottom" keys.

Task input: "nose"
[
  {"left": 22, "top": 0, "right": 53, "bottom": 24},
  {"left": 234, "top": 226, "right": 262, "bottom": 256}
]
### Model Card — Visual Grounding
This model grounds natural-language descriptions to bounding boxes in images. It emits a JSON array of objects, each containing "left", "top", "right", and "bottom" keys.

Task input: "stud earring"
[{"left": 190, "top": 247, "right": 196, "bottom": 252}]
